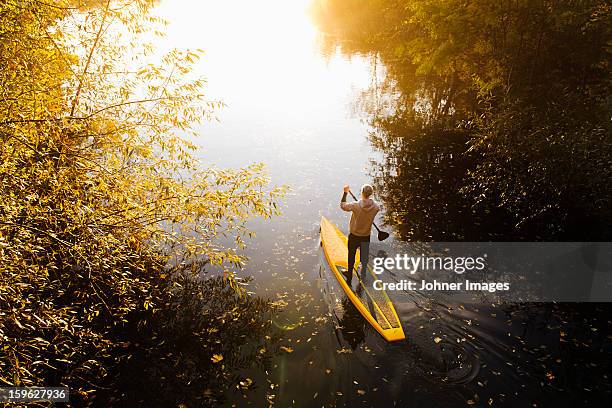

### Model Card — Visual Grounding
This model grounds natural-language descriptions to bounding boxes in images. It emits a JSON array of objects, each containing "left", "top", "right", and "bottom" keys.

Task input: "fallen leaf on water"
[
  {"left": 211, "top": 354, "right": 223, "bottom": 363},
  {"left": 280, "top": 346, "right": 294, "bottom": 353}
]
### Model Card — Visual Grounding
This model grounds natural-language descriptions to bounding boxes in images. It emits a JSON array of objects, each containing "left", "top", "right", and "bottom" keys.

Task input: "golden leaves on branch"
[{"left": 0, "top": 0, "right": 285, "bottom": 394}]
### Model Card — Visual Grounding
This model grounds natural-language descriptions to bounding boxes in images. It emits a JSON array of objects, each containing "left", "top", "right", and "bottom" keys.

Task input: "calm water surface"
[{"left": 154, "top": 1, "right": 610, "bottom": 406}]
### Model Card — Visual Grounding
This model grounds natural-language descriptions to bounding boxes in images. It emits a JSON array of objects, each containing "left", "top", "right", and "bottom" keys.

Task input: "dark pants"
[{"left": 347, "top": 233, "right": 370, "bottom": 279}]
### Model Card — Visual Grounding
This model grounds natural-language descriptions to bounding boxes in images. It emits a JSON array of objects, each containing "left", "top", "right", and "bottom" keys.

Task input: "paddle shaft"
[{"left": 347, "top": 189, "right": 383, "bottom": 233}]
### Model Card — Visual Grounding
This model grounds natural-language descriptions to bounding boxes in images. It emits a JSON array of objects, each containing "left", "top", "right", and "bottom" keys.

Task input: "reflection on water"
[
  {"left": 312, "top": 0, "right": 611, "bottom": 242},
  {"left": 319, "top": 262, "right": 367, "bottom": 349},
  {"left": 150, "top": 0, "right": 611, "bottom": 406},
  {"left": 337, "top": 297, "right": 367, "bottom": 349},
  {"left": 103, "top": 276, "right": 279, "bottom": 406}
]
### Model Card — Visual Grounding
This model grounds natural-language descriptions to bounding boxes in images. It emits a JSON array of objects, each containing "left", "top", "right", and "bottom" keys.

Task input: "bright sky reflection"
[{"left": 154, "top": 0, "right": 374, "bottom": 172}]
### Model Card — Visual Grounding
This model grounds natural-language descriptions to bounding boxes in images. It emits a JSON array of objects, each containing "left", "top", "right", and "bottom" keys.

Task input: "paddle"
[{"left": 348, "top": 189, "right": 390, "bottom": 241}]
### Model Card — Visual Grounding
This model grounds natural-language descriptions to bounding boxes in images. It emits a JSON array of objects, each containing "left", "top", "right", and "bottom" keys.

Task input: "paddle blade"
[{"left": 377, "top": 230, "right": 390, "bottom": 241}]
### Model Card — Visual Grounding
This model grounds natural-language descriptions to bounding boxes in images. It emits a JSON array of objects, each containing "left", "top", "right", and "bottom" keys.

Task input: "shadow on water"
[
  {"left": 213, "top": 221, "right": 610, "bottom": 407},
  {"left": 317, "top": 247, "right": 482, "bottom": 401},
  {"left": 315, "top": 243, "right": 612, "bottom": 407},
  {"left": 101, "top": 276, "right": 279, "bottom": 407},
  {"left": 318, "top": 260, "right": 367, "bottom": 350}
]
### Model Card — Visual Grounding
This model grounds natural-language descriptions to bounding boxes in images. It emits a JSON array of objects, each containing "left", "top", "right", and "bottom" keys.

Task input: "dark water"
[
  {"left": 152, "top": 1, "right": 611, "bottom": 406},
  {"left": 225, "top": 240, "right": 611, "bottom": 407}
]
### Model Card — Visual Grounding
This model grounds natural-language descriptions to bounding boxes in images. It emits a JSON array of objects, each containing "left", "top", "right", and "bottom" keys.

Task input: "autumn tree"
[{"left": 0, "top": 0, "right": 283, "bottom": 403}]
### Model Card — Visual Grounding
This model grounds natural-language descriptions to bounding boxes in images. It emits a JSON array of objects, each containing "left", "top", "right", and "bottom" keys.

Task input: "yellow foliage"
[{"left": 0, "top": 0, "right": 284, "bottom": 392}]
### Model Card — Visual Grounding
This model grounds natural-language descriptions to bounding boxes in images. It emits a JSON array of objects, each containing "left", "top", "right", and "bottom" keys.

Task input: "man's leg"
[
  {"left": 347, "top": 234, "right": 358, "bottom": 283},
  {"left": 360, "top": 240, "right": 370, "bottom": 272}
]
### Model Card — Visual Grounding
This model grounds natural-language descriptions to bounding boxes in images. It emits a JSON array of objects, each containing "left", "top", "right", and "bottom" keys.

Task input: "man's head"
[{"left": 361, "top": 184, "right": 374, "bottom": 199}]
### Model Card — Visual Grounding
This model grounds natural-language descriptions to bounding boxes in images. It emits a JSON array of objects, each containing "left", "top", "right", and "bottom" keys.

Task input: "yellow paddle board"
[{"left": 320, "top": 216, "right": 405, "bottom": 342}]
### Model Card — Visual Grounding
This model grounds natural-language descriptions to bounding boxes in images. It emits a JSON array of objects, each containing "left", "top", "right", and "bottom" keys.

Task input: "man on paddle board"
[{"left": 340, "top": 184, "right": 380, "bottom": 282}]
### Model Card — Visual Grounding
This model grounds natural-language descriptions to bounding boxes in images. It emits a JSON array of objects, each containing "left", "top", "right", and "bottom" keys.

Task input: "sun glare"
[
  {"left": 155, "top": 0, "right": 316, "bottom": 53},
  {"left": 152, "top": 0, "right": 372, "bottom": 138}
]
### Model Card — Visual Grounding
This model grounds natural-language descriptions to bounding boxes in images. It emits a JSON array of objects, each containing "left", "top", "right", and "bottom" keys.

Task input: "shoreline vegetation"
[
  {"left": 311, "top": 0, "right": 611, "bottom": 241},
  {"left": 0, "top": 0, "right": 284, "bottom": 405}
]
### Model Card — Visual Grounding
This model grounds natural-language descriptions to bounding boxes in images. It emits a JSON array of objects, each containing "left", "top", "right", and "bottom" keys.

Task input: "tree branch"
[{"left": 70, "top": 0, "right": 112, "bottom": 116}]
